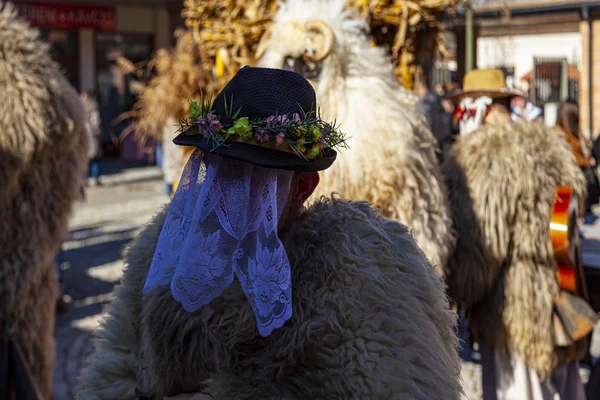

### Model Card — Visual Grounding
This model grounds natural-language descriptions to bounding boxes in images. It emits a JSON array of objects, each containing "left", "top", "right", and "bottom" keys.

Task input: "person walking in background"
[
  {"left": 443, "top": 82, "right": 461, "bottom": 136},
  {"left": 556, "top": 100, "right": 599, "bottom": 213},
  {"left": 445, "top": 69, "right": 590, "bottom": 400},
  {"left": 81, "top": 89, "right": 103, "bottom": 186},
  {"left": 511, "top": 94, "right": 543, "bottom": 123},
  {"left": 417, "top": 76, "right": 453, "bottom": 163}
]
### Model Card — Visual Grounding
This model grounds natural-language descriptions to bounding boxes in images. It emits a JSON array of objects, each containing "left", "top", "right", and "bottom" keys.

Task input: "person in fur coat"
[
  {"left": 78, "top": 67, "right": 461, "bottom": 400},
  {"left": 0, "top": 2, "right": 89, "bottom": 398},
  {"left": 444, "top": 69, "right": 588, "bottom": 399}
]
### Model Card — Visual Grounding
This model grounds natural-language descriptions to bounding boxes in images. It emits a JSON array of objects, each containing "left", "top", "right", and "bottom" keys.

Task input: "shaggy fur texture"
[
  {"left": 443, "top": 121, "right": 587, "bottom": 380},
  {"left": 78, "top": 199, "right": 461, "bottom": 399},
  {"left": 257, "top": 0, "right": 453, "bottom": 273},
  {"left": 0, "top": 2, "right": 88, "bottom": 398}
]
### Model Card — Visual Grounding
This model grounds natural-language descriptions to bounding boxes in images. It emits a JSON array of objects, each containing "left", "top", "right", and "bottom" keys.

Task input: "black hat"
[{"left": 173, "top": 66, "right": 346, "bottom": 172}]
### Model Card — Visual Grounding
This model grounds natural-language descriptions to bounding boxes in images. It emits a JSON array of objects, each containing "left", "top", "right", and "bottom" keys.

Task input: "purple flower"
[
  {"left": 266, "top": 115, "right": 277, "bottom": 128},
  {"left": 197, "top": 117, "right": 209, "bottom": 137},
  {"left": 275, "top": 133, "right": 285, "bottom": 147},
  {"left": 209, "top": 119, "right": 221, "bottom": 133},
  {"left": 293, "top": 113, "right": 302, "bottom": 125},
  {"left": 206, "top": 113, "right": 217, "bottom": 122},
  {"left": 319, "top": 137, "right": 325, "bottom": 150},
  {"left": 255, "top": 129, "right": 269, "bottom": 144},
  {"left": 276, "top": 115, "right": 288, "bottom": 124}
]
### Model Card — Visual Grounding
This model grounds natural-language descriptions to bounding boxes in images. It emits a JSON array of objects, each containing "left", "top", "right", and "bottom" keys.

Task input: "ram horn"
[
  {"left": 254, "top": 27, "right": 272, "bottom": 61},
  {"left": 303, "top": 20, "right": 334, "bottom": 63}
]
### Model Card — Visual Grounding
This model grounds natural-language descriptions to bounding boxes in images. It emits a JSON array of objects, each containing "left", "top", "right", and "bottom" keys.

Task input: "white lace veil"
[{"left": 144, "top": 149, "right": 294, "bottom": 336}]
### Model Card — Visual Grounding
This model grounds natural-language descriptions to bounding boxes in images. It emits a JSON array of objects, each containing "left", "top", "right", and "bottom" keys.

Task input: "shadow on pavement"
[
  {"left": 54, "top": 222, "right": 140, "bottom": 399},
  {"left": 97, "top": 157, "right": 155, "bottom": 177},
  {"left": 60, "top": 226, "right": 137, "bottom": 301}
]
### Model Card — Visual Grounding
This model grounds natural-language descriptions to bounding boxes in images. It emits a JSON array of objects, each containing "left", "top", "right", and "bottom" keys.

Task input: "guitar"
[
  {"left": 550, "top": 185, "right": 587, "bottom": 299},
  {"left": 550, "top": 186, "right": 598, "bottom": 345}
]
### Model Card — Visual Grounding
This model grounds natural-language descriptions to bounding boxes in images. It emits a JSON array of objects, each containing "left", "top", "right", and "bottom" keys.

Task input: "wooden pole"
[
  {"left": 465, "top": 7, "right": 473, "bottom": 73},
  {"left": 583, "top": 5, "right": 594, "bottom": 139}
]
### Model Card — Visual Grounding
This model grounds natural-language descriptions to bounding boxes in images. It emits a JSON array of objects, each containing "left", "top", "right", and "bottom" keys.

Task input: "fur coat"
[
  {"left": 0, "top": 2, "right": 88, "bottom": 398},
  {"left": 258, "top": 0, "right": 454, "bottom": 273},
  {"left": 78, "top": 198, "right": 461, "bottom": 399},
  {"left": 443, "top": 121, "right": 587, "bottom": 380}
]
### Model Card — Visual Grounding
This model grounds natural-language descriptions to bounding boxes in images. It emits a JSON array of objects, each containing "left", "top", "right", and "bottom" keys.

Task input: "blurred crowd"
[{"left": 417, "top": 78, "right": 600, "bottom": 214}]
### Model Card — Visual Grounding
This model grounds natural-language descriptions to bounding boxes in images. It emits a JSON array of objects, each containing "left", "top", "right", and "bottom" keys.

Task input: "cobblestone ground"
[
  {"left": 52, "top": 168, "right": 600, "bottom": 399},
  {"left": 54, "top": 171, "right": 168, "bottom": 400}
]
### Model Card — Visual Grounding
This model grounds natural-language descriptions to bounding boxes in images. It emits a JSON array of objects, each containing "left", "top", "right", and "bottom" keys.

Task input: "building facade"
[
  {"left": 13, "top": 0, "right": 181, "bottom": 156},
  {"left": 469, "top": 0, "right": 600, "bottom": 136}
]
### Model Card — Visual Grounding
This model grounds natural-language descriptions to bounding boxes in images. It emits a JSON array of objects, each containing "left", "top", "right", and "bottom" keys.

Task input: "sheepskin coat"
[
  {"left": 78, "top": 198, "right": 461, "bottom": 399},
  {"left": 443, "top": 121, "right": 587, "bottom": 380},
  {"left": 257, "top": 0, "right": 453, "bottom": 273},
  {"left": 0, "top": 2, "right": 88, "bottom": 399}
]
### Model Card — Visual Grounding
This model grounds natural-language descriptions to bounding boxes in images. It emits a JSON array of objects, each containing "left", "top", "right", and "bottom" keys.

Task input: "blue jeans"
[
  {"left": 55, "top": 248, "right": 63, "bottom": 286},
  {"left": 156, "top": 143, "right": 164, "bottom": 168},
  {"left": 458, "top": 309, "right": 473, "bottom": 361},
  {"left": 89, "top": 159, "right": 100, "bottom": 179}
]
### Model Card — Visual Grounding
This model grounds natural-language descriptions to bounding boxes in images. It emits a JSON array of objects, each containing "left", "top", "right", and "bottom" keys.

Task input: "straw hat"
[{"left": 449, "top": 68, "right": 523, "bottom": 103}]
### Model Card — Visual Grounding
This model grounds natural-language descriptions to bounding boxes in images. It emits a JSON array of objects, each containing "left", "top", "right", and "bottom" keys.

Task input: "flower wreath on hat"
[{"left": 180, "top": 94, "right": 347, "bottom": 160}]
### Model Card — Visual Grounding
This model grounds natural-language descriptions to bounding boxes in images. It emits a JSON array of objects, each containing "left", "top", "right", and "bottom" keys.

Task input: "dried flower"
[
  {"left": 207, "top": 114, "right": 221, "bottom": 133},
  {"left": 275, "top": 133, "right": 285, "bottom": 147},
  {"left": 266, "top": 115, "right": 277, "bottom": 128},
  {"left": 197, "top": 117, "right": 210, "bottom": 137},
  {"left": 209, "top": 120, "right": 221, "bottom": 133},
  {"left": 255, "top": 129, "right": 269, "bottom": 144},
  {"left": 293, "top": 113, "right": 302, "bottom": 125}
]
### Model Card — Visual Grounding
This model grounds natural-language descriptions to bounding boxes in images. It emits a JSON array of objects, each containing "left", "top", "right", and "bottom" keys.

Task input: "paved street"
[
  {"left": 53, "top": 165, "right": 600, "bottom": 399},
  {"left": 54, "top": 164, "right": 167, "bottom": 400}
]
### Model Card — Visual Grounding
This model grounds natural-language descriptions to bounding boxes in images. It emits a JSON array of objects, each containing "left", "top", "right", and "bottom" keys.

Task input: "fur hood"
[
  {"left": 79, "top": 198, "right": 461, "bottom": 399},
  {"left": 443, "top": 121, "right": 586, "bottom": 379},
  {"left": 0, "top": 2, "right": 88, "bottom": 398}
]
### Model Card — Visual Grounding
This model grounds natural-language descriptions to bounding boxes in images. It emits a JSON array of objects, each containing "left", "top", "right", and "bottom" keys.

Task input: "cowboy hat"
[{"left": 448, "top": 68, "right": 524, "bottom": 103}]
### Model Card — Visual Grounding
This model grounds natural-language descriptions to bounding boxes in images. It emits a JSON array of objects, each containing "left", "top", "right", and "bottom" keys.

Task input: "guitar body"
[
  {"left": 550, "top": 185, "right": 589, "bottom": 300},
  {"left": 550, "top": 186, "right": 597, "bottom": 347}
]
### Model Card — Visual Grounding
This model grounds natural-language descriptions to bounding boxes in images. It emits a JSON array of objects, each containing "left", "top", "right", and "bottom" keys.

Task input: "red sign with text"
[{"left": 15, "top": 2, "right": 116, "bottom": 31}]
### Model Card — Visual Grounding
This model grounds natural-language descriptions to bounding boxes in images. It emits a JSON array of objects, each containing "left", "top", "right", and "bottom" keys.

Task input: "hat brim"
[
  {"left": 448, "top": 89, "right": 523, "bottom": 103},
  {"left": 173, "top": 133, "right": 337, "bottom": 172}
]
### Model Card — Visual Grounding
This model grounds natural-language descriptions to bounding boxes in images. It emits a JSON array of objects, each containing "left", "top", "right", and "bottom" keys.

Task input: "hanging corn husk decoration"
[
  {"left": 125, "top": 0, "right": 463, "bottom": 142},
  {"left": 181, "top": 0, "right": 461, "bottom": 90}
]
